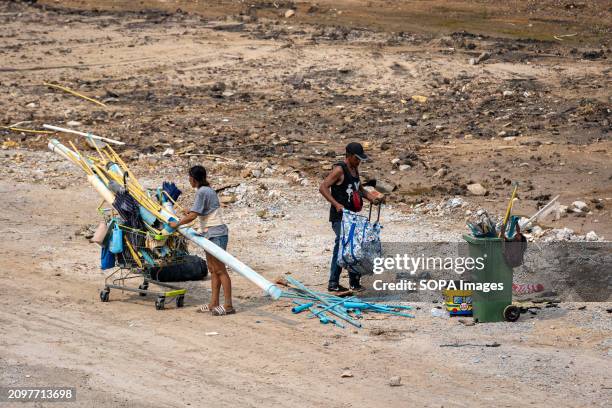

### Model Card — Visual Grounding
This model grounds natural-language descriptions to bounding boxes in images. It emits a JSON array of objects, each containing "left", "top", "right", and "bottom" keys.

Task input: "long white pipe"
[
  {"left": 48, "top": 139, "right": 282, "bottom": 299},
  {"left": 44, "top": 124, "right": 125, "bottom": 145},
  {"left": 180, "top": 227, "right": 282, "bottom": 299}
]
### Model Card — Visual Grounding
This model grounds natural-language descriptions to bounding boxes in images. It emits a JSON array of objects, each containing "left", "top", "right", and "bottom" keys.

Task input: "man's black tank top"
[{"left": 329, "top": 162, "right": 361, "bottom": 222}]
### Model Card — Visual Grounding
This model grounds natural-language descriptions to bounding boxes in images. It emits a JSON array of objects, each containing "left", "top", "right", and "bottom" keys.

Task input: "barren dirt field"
[{"left": 0, "top": 1, "right": 610, "bottom": 407}]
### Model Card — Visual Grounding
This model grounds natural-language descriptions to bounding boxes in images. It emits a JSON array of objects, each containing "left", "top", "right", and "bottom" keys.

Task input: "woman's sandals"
[
  {"left": 197, "top": 304, "right": 236, "bottom": 316},
  {"left": 212, "top": 305, "right": 236, "bottom": 316}
]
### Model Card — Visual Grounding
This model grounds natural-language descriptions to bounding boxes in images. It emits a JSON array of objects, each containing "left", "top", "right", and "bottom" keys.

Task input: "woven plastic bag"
[{"left": 337, "top": 209, "right": 382, "bottom": 275}]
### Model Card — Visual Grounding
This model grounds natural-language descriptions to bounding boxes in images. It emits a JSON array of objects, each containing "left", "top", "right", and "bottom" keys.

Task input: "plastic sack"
[
  {"left": 109, "top": 223, "right": 124, "bottom": 254},
  {"left": 101, "top": 246, "right": 116, "bottom": 269},
  {"left": 91, "top": 221, "right": 109, "bottom": 246},
  {"left": 337, "top": 209, "right": 382, "bottom": 275}
]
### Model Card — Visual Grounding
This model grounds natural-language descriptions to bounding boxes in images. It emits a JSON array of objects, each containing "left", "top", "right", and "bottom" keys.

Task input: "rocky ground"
[{"left": 0, "top": 0, "right": 610, "bottom": 407}]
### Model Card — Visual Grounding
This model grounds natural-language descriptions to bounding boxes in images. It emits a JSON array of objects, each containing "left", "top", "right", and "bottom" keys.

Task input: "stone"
[
  {"left": 411, "top": 95, "right": 428, "bottom": 104},
  {"left": 391, "top": 158, "right": 400, "bottom": 165},
  {"left": 389, "top": 376, "right": 402, "bottom": 386},
  {"left": 585, "top": 231, "right": 599, "bottom": 241},
  {"left": 503, "top": 90, "right": 514, "bottom": 97},
  {"left": 572, "top": 201, "right": 589, "bottom": 211},
  {"left": 341, "top": 370, "right": 353, "bottom": 378},
  {"left": 469, "top": 52, "right": 490, "bottom": 65},
  {"left": 531, "top": 225, "right": 545, "bottom": 238},
  {"left": 284, "top": 9, "right": 295, "bottom": 18},
  {"left": 467, "top": 183, "right": 487, "bottom": 196},
  {"left": 375, "top": 180, "right": 397, "bottom": 194},
  {"left": 210, "top": 82, "right": 226, "bottom": 92},
  {"left": 555, "top": 227, "right": 574, "bottom": 241},
  {"left": 67, "top": 120, "right": 82, "bottom": 127},
  {"left": 447, "top": 197, "right": 464, "bottom": 208},
  {"left": 398, "top": 164, "right": 411, "bottom": 171},
  {"left": 380, "top": 142, "right": 392, "bottom": 151},
  {"left": 220, "top": 194, "right": 237, "bottom": 204},
  {"left": 433, "top": 168, "right": 447, "bottom": 178},
  {"left": 162, "top": 148, "right": 174, "bottom": 156}
]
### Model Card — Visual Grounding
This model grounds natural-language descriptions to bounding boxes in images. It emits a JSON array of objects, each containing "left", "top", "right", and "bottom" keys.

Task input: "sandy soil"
[
  {"left": 0, "top": 150, "right": 611, "bottom": 407},
  {"left": 0, "top": 1, "right": 611, "bottom": 407}
]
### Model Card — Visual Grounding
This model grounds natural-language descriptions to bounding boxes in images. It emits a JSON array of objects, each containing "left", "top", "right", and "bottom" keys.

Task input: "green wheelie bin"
[{"left": 462, "top": 234, "right": 520, "bottom": 322}]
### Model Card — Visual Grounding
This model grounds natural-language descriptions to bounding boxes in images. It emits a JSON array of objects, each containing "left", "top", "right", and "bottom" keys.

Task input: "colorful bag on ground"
[
  {"left": 109, "top": 223, "right": 124, "bottom": 254},
  {"left": 337, "top": 209, "right": 382, "bottom": 275}
]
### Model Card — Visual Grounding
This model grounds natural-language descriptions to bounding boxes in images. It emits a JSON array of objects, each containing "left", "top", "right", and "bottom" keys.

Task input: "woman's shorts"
[{"left": 208, "top": 235, "right": 228, "bottom": 250}]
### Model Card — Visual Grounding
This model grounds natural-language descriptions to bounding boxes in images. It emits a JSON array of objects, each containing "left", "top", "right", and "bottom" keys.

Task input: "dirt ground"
[{"left": 0, "top": 1, "right": 611, "bottom": 407}]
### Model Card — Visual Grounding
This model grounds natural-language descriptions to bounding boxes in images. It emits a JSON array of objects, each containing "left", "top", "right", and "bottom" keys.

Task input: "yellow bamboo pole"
[
  {"left": 44, "top": 82, "right": 107, "bottom": 108},
  {"left": 0, "top": 126, "right": 54, "bottom": 134},
  {"left": 90, "top": 138, "right": 108, "bottom": 164},
  {"left": 105, "top": 145, "right": 144, "bottom": 190},
  {"left": 68, "top": 141, "right": 94, "bottom": 175},
  {"left": 499, "top": 183, "right": 519, "bottom": 238},
  {"left": 124, "top": 238, "right": 143, "bottom": 268}
]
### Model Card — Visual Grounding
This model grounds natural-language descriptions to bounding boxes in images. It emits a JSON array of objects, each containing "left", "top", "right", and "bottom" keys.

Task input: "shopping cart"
[{"left": 97, "top": 203, "right": 198, "bottom": 310}]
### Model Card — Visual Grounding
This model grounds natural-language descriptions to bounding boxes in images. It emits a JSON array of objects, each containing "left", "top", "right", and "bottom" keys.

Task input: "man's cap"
[{"left": 346, "top": 142, "right": 369, "bottom": 161}]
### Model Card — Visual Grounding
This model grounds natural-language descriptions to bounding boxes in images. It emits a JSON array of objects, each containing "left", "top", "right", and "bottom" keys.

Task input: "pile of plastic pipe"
[{"left": 281, "top": 276, "right": 414, "bottom": 329}]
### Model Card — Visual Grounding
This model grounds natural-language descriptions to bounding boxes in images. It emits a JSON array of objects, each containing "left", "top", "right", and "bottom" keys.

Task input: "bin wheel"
[
  {"left": 176, "top": 295, "right": 185, "bottom": 308},
  {"left": 138, "top": 283, "right": 148, "bottom": 296},
  {"left": 100, "top": 289, "right": 110, "bottom": 302},
  {"left": 155, "top": 297, "right": 165, "bottom": 310},
  {"left": 504, "top": 305, "right": 520, "bottom": 322}
]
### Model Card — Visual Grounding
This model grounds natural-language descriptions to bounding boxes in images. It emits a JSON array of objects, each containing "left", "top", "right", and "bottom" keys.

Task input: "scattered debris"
[
  {"left": 389, "top": 376, "right": 402, "bottom": 386},
  {"left": 469, "top": 51, "right": 490, "bottom": 65},
  {"left": 411, "top": 95, "right": 428, "bottom": 104},
  {"left": 440, "top": 342, "right": 501, "bottom": 348},
  {"left": 44, "top": 82, "right": 107, "bottom": 108}
]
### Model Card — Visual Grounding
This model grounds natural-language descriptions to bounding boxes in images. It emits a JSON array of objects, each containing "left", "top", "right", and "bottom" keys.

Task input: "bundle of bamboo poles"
[
  {"left": 48, "top": 133, "right": 284, "bottom": 299},
  {"left": 281, "top": 276, "right": 414, "bottom": 329},
  {"left": 51, "top": 137, "right": 171, "bottom": 230}
]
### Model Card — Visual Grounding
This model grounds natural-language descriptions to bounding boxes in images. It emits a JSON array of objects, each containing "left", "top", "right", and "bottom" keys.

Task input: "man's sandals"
[{"left": 197, "top": 304, "right": 236, "bottom": 316}]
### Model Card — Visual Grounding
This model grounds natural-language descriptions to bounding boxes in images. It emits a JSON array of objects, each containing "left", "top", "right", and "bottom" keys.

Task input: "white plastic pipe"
[
  {"left": 48, "top": 139, "right": 282, "bottom": 299},
  {"left": 180, "top": 227, "right": 282, "bottom": 299},
  {"left": 48, "top": 138, "right": 77, "bottom": 162},
  {"left": 87, "top": 174, "right": 116, "bottom": 204},
  {"left": 44, "top": 124, "right": 125, "bottom": 145}
]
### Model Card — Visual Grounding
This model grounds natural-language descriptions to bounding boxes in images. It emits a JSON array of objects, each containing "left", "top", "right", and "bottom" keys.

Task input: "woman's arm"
[{"left": 168, "top": 211, "right": 198, "bottom": 229}]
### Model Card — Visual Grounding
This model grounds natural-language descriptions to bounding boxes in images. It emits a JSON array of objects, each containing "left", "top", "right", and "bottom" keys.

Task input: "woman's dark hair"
[{"left": 189, "top": 165, "right": 209, "bottom": 187}]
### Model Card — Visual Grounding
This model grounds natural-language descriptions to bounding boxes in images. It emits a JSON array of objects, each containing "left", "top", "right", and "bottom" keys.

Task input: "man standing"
[{"left": 319, "top": 142, "right": 381, "bottom": 292}]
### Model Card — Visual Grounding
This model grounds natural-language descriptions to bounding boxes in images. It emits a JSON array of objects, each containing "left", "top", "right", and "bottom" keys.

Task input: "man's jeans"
[{"left": 329, "top": 221, "right": 360, "bottom": 288}]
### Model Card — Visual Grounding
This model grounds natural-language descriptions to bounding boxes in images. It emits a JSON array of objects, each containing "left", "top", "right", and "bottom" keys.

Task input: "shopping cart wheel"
[
  {"left": 100, "top": 289, "right": 110, "bottom": 302},
  {"left": 176, "top": 295, "right": 185, "bottom": 308},
  {"left": 155, "top": 297, "right": 165, "bottom": 310},
  {"left": 138, "top": 283, "right": 148, "bottom": 297},
  {"left": 504, "top": 305, "right": 520, "bottom": 322}
]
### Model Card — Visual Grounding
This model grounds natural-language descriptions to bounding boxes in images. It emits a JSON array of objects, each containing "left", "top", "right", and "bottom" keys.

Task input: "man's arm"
[
  {"left": 359, "top": 184, "right": 384, "bottom": 204},
  {"left": 319, "top": 166, "right": 344, "bottom": 213}
]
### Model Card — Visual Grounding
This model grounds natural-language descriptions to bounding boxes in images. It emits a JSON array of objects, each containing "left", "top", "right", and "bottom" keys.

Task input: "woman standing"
[{"left": 169, "top": 165, "right": 234, "bottom": 316}]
